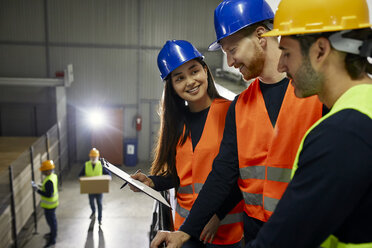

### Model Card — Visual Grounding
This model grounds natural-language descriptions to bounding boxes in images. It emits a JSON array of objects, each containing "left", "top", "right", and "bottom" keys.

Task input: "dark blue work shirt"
[
  {"left": 248, "top": 109, "right": 372, "bottom": 247},
  {"left": 37, "top": 180, "right": 54, "bottom": 197}
]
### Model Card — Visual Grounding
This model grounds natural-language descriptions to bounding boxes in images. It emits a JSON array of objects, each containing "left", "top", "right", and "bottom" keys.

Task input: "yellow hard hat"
[
  {"left": 89, "top": 148, "right": 100, "bottom": 157},
  {"left": 263, "top": 0, "right": 372, "bottom": 37},
  {"left": 40, "top": 160, "right": 55, "bottom": 171}
]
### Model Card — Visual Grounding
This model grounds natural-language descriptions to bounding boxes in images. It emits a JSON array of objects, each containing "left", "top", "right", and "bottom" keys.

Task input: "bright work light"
[{"left": 87, "top": 109, "right": 105, "bottom": 129}]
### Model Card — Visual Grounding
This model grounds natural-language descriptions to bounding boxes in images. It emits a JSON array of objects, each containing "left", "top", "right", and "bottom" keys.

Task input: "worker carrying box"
[{"left": 79, "top": 148, "right": 111, "bottom": 225}]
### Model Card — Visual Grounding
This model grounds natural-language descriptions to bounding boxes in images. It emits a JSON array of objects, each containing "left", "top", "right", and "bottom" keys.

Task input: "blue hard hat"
[
  {"left": 157, "top": 40, "right": 203, "bottom": 80},
  {"left": 208, "top": 0, "right": 274, "bottom": 51}
]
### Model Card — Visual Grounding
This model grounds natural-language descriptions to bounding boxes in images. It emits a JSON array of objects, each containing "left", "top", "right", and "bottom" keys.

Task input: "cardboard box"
[{"left": 80, "top": 175, "right": 111, "bottom": 194}]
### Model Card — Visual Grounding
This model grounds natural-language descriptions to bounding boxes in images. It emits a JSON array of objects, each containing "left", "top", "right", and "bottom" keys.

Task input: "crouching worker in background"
[
  {"left": 79, "top": 148, "right": 110, "bottom": 225},
  {"left": 32, "top": 160, "right": 59, "bottom": 248}
]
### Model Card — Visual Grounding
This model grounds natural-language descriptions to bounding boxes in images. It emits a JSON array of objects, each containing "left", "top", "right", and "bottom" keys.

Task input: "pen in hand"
[{"left": 120, "top": 169, "right": 141, "bottom": 189}]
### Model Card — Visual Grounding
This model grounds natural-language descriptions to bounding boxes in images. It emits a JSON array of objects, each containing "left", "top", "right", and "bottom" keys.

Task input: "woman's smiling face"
[{"left": 170, "top": 59, "right": 211, "bottom": 111}]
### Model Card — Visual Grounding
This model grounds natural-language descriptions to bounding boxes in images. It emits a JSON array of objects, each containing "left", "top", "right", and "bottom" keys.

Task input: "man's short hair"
[{"left": 291, "top": 28, "right": 372, "bottom": 80}]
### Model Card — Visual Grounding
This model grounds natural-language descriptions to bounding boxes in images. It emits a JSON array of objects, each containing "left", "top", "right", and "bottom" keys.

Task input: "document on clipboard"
[{"left": 101, "top": 158, "right": 171, "bottom": 209}]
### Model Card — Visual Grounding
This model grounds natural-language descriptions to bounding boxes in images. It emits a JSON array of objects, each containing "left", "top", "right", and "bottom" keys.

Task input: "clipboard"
[{"left": 101, "top": 158, "right": 171, "bottom": 209}]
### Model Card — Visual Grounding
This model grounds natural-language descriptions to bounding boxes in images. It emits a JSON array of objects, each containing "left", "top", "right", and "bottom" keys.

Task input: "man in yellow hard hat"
[
  {"left": 32, "top": 160, "right": 59, "bottom": 247},
  {"left": 79, "top": 148, "right": 110, "bottom": 225},
  {"left": 241, "top": 0, "right": 372, "bottom": 247}
]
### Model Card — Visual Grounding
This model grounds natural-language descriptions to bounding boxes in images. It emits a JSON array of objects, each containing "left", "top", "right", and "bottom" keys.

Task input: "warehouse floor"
[{"left": 22, "top": 162, "right": 155, "bottom": 248}]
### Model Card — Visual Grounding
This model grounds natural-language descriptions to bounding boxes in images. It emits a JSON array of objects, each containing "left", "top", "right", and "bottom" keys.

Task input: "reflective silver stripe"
[
  {"left": 41, "top": 193, "right": 59, "bottom": 204},
  {"left": 178, "top": 185, "right": 193, "bottom": 194},
  {"left": 176, "top": 202, "right": 242, "bottom": 225},
  {"left": 41, "top": 199, "right": 58, "bottom": 205},
  {"left": 194, "top": 183, "right": 203, "bottom": 194},
  {"left": 267, "top": 167, "right": 292, "bottom": 183},
  {"left": 220, "top": 212, "right": 243, "bottom": 225},
  {"left": 242, "top": 192, "right": 263, "bottom": 206},
  {"left": 239, "top": 166, "right": 265, "bottom": 180},
  {"left": 176, "top": 202, "right": 189, "bottom": 218},
  {"left": 264, "top": 196, "right": 279, "bottom": 212}
]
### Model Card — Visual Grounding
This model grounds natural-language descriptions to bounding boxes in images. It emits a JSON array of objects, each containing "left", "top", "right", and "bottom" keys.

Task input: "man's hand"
[
  {"left": 129, "top": 171, "right": 154, "bottom": 192},
  {"left": 31, "top": 181, "right": 39, "bottom": 191},
  {"left": 150, "top": 231, "right": 191, "bottom": 248},
  {"left": 200, "top": 214, "right": 220, "bottom": 244}
]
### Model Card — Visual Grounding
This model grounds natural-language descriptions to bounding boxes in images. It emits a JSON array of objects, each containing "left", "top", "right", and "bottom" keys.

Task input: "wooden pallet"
[
  {"left": 0, "top": 205, "right": 12, "bottom": 248},
  {"left": 0, "top": 137, "right": 40, "bottom": 245}
]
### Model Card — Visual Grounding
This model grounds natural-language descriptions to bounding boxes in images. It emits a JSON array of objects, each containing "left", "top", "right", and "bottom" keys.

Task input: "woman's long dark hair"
[{"left": 150, "top": 58, "right": 221, "bottom": 183}]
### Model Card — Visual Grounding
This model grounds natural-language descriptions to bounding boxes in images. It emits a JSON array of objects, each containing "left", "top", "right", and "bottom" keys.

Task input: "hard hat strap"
[
  {"left": 360, "top": 39, "right": 372, "bottom": 58},
  {"left": 329, "top": 31, "right": 363, "bottom": 56},
  {"left": 263, "top": 20, "right": 273, "bottom": 31}
]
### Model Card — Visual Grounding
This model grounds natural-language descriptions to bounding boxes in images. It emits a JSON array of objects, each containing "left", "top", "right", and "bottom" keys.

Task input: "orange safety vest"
[
  {"left": 236, "top": 78, "right": 323, "bottom": 222},
  {"left": 175, "top": 98, "right": 244, "bottom": 245}
]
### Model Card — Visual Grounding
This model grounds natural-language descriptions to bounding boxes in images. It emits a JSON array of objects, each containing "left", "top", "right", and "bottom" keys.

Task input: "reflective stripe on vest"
[
  {"left": 176, "top": 202, "right": 189, "bottom": 218},
  {"left": 178, "top": 185, "right": 193, "bottom": 194},
  {"left": 242, "top": 191, "right": 263, "bottom": 206},
  {"left": 85, "top": 161, "right": 103, "bottom": 177},
  {"left": 264, "top": 196, "right": 279, "bottom": 212},
  {"left": 239, "top": 166, "right": 265, "bottom": 180},
  {"left": 176, "top": 202, "right": 243, "bottom": 226},
  {"left": 175, "top": 98, "right": 243, "bottom": 244},
  {"left": 220, "top": 212, "right": 243, "bottom": 225},
  {"left": 40, "top": 173, "right": 59, "bottom": 209},
  {"left": 291, "top": 85, "right": 372, "bottom": 248},
  {"left": 194, "top": 183, "right": 203, "bottom": 194},
  {"left": 236, "top": 79, "right": 323, "bottom": 222},
  {"left": 239, "top": 166, "right": 291, "bottom": 182},
  {"left": 241, "top": 192, "right": 280, "bottom": 212},
  {"left": 267, "top": 167, "right": 292, "bottom": 183}
]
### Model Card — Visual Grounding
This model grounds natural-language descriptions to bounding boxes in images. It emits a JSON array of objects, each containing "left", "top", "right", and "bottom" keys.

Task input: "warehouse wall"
[
  {"left": 0, "top": 86, "right": 57, "bottom": 136},
  {"left": 1, "top": 0, "right": 371, "bottom": 162},
  {"left": 0, "top": 0, "right": 222, "bottom": 162}
]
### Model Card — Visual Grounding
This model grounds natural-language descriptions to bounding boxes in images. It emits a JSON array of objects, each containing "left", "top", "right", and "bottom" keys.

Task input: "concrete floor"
[{"left": 22, "top": 162, "right": 155, "bottom": 248}]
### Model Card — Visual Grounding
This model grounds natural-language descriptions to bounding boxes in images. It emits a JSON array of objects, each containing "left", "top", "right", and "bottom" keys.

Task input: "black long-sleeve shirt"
[
  {"left": 179, "top": 78, "right": 329, "bottom": 239},
  {"left": 247, "top": 109, "right": 372, "bottom": 247},
  {"left": 149, "top": 107, "right": 212, "bottom": 191},
  {"left": 37, "top": 180, "right": 53, "bottom": 197}
]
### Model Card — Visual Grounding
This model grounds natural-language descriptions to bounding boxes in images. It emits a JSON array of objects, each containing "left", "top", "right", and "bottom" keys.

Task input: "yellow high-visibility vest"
[
  {"left": 85, "top": 161, "right": 103, "bottom": 177},
  {"left": 40, "top": 173, "right": 59, "bottom": 209},
  {"left": 292, "top": 84, "right": 372, "bottom": 248}
]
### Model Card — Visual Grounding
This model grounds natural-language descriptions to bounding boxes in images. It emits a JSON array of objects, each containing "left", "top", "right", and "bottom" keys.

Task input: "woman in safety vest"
[
  {"left": 32, "top": 160, "right": 59, "bottom": 248},
  {"left": 131, "top": 40, "right": 244, "bottom": 248}
]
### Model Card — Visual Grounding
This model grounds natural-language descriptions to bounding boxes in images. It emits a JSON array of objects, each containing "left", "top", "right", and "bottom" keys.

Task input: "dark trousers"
[
  {"left": 44, "top": 208, "right": 57, "bottom": 243},
  {"left": 89, "top": 194, "right": 103, "bottom": 221}
]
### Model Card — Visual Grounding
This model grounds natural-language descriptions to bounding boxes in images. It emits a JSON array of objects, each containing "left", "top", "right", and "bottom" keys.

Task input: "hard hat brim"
[
  {"left": 262, "top": 24, "right": 372, "bottom": 37},
  {"left": 160, "top": 55, "right": 205, "bottom": 80},
  {"left": 208, "top": 41, "right": 221, "bottom": 51}
]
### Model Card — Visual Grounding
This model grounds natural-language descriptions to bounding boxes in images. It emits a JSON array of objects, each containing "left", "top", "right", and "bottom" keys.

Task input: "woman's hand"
[
  {"left": 129, "top": 170, "right": 155, "bottom": 192},
  {"left": 199, "top": 214, "right": 220, "bottom": 244}
]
